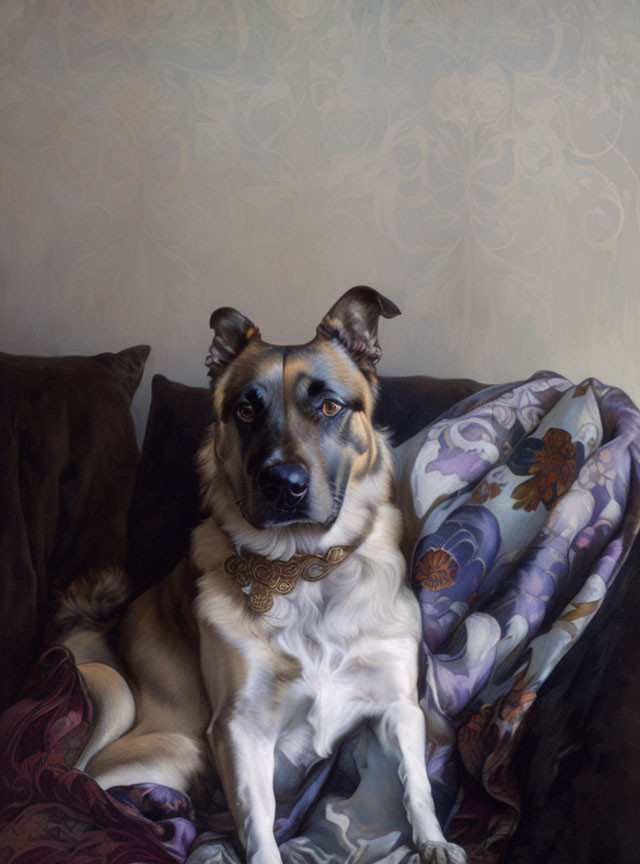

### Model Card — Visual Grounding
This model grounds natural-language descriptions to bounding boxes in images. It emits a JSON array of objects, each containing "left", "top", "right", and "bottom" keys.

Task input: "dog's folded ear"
[
  {"left": 206, "top": 307, "right": 261, "bottom": 384},
  {"left": 316, "top": 287, "right": 400, "bottom": 369}
]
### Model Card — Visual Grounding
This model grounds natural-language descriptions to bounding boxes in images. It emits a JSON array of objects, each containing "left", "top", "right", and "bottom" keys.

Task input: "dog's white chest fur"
[
  {"left": 272, "top": 592, "right": 382, "bottom": 769},
  {"left": 276, "top": 665, "right": 361, "bottom": 773},
  {"left": 196, "top": 539, "right": 423, "bottom": 798}
]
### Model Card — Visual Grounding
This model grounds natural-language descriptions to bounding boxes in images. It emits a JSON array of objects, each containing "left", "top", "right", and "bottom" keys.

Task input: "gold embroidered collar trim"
[{"left": 224, "top": 545, "right": 353, "bottom": 613}]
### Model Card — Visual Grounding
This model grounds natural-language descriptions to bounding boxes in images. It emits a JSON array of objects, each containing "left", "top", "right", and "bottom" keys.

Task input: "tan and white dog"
[{"left": 62, "top": 288, "right": 466, "bottom": 864}]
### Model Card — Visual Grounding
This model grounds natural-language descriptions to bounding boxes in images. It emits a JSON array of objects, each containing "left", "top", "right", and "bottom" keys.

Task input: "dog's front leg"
[
  {"left": 209, "top": 716, "right": 282, "bottom": 864},
  {"left": 375, "top": 700, "right": 467, "bottom": 864}
]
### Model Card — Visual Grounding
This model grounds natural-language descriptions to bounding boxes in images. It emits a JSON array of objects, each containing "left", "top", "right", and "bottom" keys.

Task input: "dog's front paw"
[
  {"left": 419, "top": 840, "right": 467, "bottom": 864},
  {"left": 248, "top": 851, "right": 283, "bottom": 864}
]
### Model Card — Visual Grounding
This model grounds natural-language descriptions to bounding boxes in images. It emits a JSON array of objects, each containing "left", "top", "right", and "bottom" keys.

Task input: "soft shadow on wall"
[{"left": 1, "top": 0, "right": 639, "bottom": 437}]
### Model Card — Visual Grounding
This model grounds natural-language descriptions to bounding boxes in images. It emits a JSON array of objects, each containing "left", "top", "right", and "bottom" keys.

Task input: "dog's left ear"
[
  {"left": 316, "top": 286, "right": 400, "bottom": 368},
  {"left": 206, "top": 307, "right": 260, "bottom": 385}
]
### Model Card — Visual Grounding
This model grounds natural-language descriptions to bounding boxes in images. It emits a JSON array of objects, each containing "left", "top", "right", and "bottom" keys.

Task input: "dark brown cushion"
[
  {"left": 126, "top": 372, "right": 485, "bottom": 594},
  {"left": 0, "top": 346, "right": 149, "bottom": 710},
  {"left": 127, "top": 374, "right": 214, "bottom": 595},
  {"left": 375, "top": 375, "right": 487, "bottom": 445}
]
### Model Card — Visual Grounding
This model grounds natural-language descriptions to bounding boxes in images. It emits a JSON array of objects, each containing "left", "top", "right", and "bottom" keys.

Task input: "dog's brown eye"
[
  {"left": 322, "top": 400, "right": 342, "bottom": 417},
  {"left": 236, "top": 403, "right": 255, "bottom": 423}
]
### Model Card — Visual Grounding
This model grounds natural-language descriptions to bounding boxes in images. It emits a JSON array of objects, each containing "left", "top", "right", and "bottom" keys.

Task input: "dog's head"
[{"left": 205, "top": 287, "right": 399, "bottom": 530}]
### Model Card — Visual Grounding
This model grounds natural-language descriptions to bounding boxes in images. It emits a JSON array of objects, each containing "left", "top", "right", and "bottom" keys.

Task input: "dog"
[{"left": 61, "top": 287, "right": 467, "bottom": 864}]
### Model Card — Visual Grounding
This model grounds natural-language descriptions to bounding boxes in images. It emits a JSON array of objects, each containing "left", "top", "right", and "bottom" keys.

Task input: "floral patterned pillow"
[{"left": 403, "top": 371, "right": 640, "bottom": 860}]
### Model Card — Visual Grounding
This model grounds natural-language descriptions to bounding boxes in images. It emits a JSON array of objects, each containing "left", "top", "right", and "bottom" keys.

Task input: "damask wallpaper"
[{"left": 1, "top": 0, "right": 639, "bottom": 434}]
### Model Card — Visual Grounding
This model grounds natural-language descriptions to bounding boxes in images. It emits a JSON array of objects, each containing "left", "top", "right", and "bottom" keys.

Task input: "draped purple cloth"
[
  {"left": 408, "top": 374, "right": 640, "bottom": 860},
  {"left": 0, "top": 647, "right": 195, "bottom": 863}
]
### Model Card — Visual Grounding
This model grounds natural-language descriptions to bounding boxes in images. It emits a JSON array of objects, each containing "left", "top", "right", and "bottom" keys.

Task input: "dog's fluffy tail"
[{"left": 54, "top": 567, "right": 130, "bottom": 636}]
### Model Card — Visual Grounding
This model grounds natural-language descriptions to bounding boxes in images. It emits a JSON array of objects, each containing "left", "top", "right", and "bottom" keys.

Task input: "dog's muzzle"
[{"left": 257, "top": 462, "right": 309, "bottom": 522}]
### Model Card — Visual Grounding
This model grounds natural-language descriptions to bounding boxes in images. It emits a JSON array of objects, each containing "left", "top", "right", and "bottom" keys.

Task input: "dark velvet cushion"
[
  {"left": 126, "top": 372, "right": 485, "bottom": 594},
  {"left": 0, "top": 346, "right": 149, "bottom": 710},
  {"left": 127, "top": 374, "right": 214, "bottom": 595}
]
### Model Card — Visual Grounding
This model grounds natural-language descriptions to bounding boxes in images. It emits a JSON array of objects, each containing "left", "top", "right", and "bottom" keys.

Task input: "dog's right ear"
[
  {"left": 206, "top": 307, "right": 260, "bottom": 385},
  {"left": 316, "top": 286, "right": 400, "bottom": 370}
]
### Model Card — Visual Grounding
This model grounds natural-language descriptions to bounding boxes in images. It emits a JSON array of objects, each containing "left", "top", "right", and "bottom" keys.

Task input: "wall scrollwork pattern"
[{"left": 1, "top": 0, "right": 639, "bottom": 433}]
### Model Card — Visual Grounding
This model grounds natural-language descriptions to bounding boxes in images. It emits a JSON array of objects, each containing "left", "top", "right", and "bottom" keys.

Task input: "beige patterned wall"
[{"left": 1, "top": 0, "right": 639, "bottom": 435}]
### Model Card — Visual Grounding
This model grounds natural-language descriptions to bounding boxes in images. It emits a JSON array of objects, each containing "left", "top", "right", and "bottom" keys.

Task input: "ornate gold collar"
[{"left": 224, "top": 545, "right": 353, "bottom": 613}]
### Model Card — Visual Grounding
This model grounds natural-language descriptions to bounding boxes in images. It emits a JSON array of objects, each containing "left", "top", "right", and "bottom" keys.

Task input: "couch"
[{"left": 1, "top": 346, "right": 639, "bottom": 864}]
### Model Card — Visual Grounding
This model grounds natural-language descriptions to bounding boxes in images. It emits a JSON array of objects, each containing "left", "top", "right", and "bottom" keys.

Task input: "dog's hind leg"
[
  {"left": 77, "top": 664, "right": 204, "bottom": 793},
  {"left": 75, "top": 662, "right": 136, "bottom": 771},
  {"left": 375, "top": 700, "right": 467, "bottom": 864},
  {"left": 84, "top": 729, "right": 205, "bottom": 793}
]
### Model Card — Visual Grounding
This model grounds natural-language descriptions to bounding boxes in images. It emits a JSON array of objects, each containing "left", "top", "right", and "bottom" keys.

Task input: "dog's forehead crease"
[
  {"left": 219, "top": 345, "right": 284, "bottom": 412},
  {"left": 283, "top": 344, "right": 372, "bottom": 408},
  {"left": 221, "top": 339, "right": 371, "bottom": 413}
]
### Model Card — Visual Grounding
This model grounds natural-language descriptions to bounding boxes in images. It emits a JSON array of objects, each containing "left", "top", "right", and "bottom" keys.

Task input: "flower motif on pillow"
[
  {"left": 509, "top": 427, "right": 583, "bottom": 512},
  {"left": 469, "top": 479, "right": 505, "bottom": 506},
  {"left": 414, "top": 547, "right": 460, "bottom": 591}
]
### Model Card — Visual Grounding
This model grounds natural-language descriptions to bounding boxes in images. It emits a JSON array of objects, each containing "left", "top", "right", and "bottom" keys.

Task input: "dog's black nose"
[{"left": 258, "top": 463, "right": 309, "bottom": 511}]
